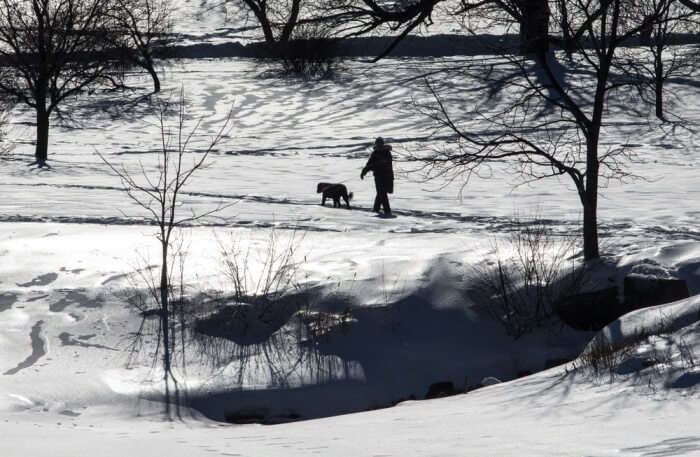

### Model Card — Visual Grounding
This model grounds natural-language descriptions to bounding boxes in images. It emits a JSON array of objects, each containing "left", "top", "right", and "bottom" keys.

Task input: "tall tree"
[
  {"left": 110, "top": 0, "right": 173, "bottom": 93},
  {"left": 620, "top": 0, "right": 700, "bottom": 119},
  {"left": 0, "top": 0, "right": 123, "bottom": 166},
  {"left": 408, "top": 0, "right": 673, "bottom": 260}
]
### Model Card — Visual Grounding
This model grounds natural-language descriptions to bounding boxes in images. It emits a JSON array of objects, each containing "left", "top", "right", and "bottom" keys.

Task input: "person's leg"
[
  {"left": 380, "top": 192, "right": 391, "bottom": 215},
  {"left": 373, "top": 178, "right": 382, "bottom": 212}
]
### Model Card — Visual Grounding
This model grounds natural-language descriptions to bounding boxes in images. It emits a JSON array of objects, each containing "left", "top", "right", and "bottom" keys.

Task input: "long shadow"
[
  {"left": 68, "top": 91, "right": 158, "bottom": 123},
  {"left": 182, "top": 269, "right": 593, "bottom": 423},
  {"left": 223, "top": 134, "right": 455, "bottom": 158},
  {"left": 3, "top": 320, "right": 47, "bottom": 376},
  {"left": 620, "top": 437, "right": 700, "bottom": 457}
]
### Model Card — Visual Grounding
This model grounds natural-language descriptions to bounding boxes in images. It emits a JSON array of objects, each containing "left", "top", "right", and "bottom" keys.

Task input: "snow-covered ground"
[{"left": 1, "top": 4, "right": 700, "bottom": 455}]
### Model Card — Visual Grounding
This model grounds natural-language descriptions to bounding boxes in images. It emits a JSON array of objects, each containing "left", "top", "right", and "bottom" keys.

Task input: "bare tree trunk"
[
  {"left": 241, "top": 0, "right": 276, "bottom": 43},
  {"left": 582, "top": 136, "right": 600, "bottom": 261},
  {"left": 147, "top": 63, "right": 161, "bottom": 93},
  {"left": 655, "top": 57, "right": 664, "bottom": 119},
  {"left": 35, "top": 103, "right": 50, "bottom": 165},
  {"left": 582, "top": 191, "right": 599, "bottom": 261},
  {"left": 640, "top": 24, "right": 653, "bottom": 45},
  {"left": 520, "top": 0, "right": 550, "bottom": 55},
  {"left": 160, "top": 239, "right": 171, "bottom": 414},
  {"left": 655, "top": 79, "right": 664, "bottom": 119},
  {"left": 559, "top": 0, "right": 574, "bottom": 57},
  {"left": 260, "top": 20, "right": 275, "bottom": 44},
  {"left": 280, "top": 0, "right": 301, "bottom": 43}
]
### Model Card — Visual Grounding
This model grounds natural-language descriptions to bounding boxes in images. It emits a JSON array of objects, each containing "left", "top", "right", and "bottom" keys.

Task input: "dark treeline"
[{"left": 167, "top": 32, "right": 700, "bottom": 60}]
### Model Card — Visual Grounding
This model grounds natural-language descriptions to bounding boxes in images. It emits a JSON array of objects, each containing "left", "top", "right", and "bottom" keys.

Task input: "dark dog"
[{"left": 317, "top": 182, "right": 353, "bottom": 208}]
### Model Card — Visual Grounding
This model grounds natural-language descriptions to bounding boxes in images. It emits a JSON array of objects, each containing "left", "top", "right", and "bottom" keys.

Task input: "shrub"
[
  {"left": 218, "top": 227, "right": 304, "bottom": 309},
  {"left": 576, "top": 333, "right": 640, "bottom": 380},
  {"left": 474, "top": 217, "right": 586, "bottom": 338},
  {"left": 268, "top": 23, "right": 342, "bottom": 80},
  {"left": 572, "top": 318, "right": 698, "bottom": 383}
]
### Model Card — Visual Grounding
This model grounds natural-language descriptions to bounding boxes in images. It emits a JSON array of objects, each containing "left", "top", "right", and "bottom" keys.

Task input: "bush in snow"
[
  {"left": 267, "top": 23, "right": 342, "bottom": 80},
  {"left": 192, "top": 228, "right": 315, "bottom": 382},
  {"left": 474, "top": 216, "right": 586, "bottom": 338},
  {"left": 218, "top": 227, "right": 305, "bottom": 311},
  {"left": 572, "top": 318, "right": 698, "bottom": 384}
]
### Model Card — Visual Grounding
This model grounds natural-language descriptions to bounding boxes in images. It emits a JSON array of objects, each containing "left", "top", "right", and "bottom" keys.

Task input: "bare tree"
[
  {"left": 0, "top": 104, "right": 13, "bottom": 159},
  {"left": 408, "top": 0, "right": 673, "bottom": 261},
  {"left": 109, "top": 0, "right": 173, "bottom": 93},
  {"left": 0, "top": 0, "right": 125, "bottom": 167},
  {"left": 99, "top": 91, "right": 233, "bottom": 417},
  {"left": 619, "top": 0, "right": 700, "bottom": 119},
  {"left": 230, "top": 0, "right": 305, "bottom": 45}
]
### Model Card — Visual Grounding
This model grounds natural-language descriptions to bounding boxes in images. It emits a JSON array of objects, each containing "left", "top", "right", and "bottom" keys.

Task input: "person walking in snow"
[{"left": 361, "top": 137, "right": 394, "bottom": 216}]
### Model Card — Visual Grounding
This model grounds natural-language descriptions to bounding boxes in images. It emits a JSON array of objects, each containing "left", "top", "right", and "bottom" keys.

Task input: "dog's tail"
[{"left": 348, "top": 192, "right": 354, "bottom": 201}]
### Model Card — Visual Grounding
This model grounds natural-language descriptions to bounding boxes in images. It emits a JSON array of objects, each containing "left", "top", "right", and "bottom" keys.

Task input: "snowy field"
[{"left": 2, "top": 6, "right": 700, "bottom": 456}]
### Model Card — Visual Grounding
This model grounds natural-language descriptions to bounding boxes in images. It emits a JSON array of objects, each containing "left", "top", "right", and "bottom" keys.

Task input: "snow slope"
[
  {"left": 1, "top": 265, "right": 698, "bottom": 457},
  {"left": 3, "top": 360, "right": 699, "bottom": 457}
]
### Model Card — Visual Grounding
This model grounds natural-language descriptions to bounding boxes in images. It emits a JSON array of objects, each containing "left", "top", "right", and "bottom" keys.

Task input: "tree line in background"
[{"left": 1, "top": 0, "right": 700, "bottom": 261}]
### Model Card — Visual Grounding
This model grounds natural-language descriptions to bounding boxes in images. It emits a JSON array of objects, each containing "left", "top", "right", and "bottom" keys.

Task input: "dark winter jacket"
[{"left": 361, "top": 145, "right": 394, "bottom": 193}]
